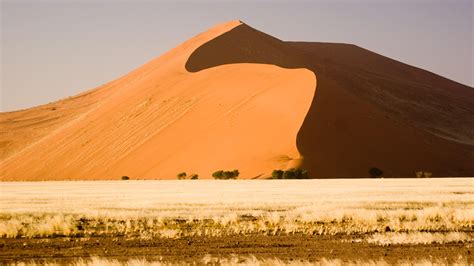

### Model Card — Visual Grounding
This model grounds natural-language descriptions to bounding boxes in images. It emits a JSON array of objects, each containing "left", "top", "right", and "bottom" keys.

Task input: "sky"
[{"left": 1, "top": 0, "right": 473, "bottom": 112}]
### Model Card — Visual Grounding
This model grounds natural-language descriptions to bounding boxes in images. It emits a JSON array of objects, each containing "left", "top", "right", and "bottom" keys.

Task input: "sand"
[{"left": 1, "top": 20, "right": 473, "bottom": 180}]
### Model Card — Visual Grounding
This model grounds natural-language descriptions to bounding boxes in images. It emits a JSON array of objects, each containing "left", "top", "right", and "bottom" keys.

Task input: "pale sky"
[{"left": 1, "top": 0, "right": 473, "bottom": 112}]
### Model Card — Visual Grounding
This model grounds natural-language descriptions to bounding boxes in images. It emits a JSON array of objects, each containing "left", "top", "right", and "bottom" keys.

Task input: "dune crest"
[
  {"left": 186, "top": 23, "right": 474, "bottom": 178},
  {"left": 1, "top": 21, "right": 316, "bottom": 180},
  {"left": 1, "top": 20, "right": 473, "bottom": 180}
]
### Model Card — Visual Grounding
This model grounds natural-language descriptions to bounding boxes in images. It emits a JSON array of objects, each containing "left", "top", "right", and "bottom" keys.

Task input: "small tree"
[
  {"left": 271, "top": 168, "right": 309, "bottom": 179},
  {"left": 284, "top": 168, "right": 296, "bottom": 179},
  {"left": 300, "top": 169, "right": 309, "bottom": 179},
  {"left": 272, "top": 170, "right": 284, "bottom": 179},
  {"left": 233, "top": 169, "right": 240, "bottom": 178},
  {"left": 223, "top": 171, "right": 236, "bottom": 179},
  {"left": 223, "top": 171, "right": 231, "bottom": 179},
  {"left": 369, "top": 167, "right": 383, "bottom": 178},
  {"left": 294, "top": 169, "right": 303, "bottom": 179},
  {"left": 212, "top": 170, "right": 224, "bottom": 179},
  {"left": 121, "top": 176, "right": 130, "bottom": 180},
  {"left": 177, "top": 172, "right": 187, "bottom": 180},
  {"left": 190, "top": 174, "right": 199, "bottom": 180},
  {"left": 213, "top": 169, "right": 239, "bottom": 179}
]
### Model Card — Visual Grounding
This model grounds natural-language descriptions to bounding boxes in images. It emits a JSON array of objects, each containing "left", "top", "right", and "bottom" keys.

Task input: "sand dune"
[{"left": 1, "top": 20, "right": 473, "bottom": 180}]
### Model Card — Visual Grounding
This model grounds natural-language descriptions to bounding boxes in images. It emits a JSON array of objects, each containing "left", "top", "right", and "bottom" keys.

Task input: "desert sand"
[{"left": 1, "top": 20, "right": 473, "bottom": 180}]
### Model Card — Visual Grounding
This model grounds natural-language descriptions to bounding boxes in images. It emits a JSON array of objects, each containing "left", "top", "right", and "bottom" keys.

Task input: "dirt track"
[{"left": 2, "top": 234, "right": 472, "bottom": 264}]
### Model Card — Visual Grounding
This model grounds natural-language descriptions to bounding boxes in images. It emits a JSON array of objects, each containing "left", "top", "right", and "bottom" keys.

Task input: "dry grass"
[
  {"left": 8, "top": 255, "right": 471, "bottom": 266},
  {"left": 366, "top": 232, "right": 473, "bottom": 246},
  {"left": 1, "top": 179, "right": 472, "bottom": 239}
]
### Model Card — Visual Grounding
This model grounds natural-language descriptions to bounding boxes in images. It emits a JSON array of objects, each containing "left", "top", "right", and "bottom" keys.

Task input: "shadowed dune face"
[
  {"left": 186, "top": 23, "right": 474, "bottom": 177},
  {"left": 1, "top": 21, "right": 473, "bottom": 180}
]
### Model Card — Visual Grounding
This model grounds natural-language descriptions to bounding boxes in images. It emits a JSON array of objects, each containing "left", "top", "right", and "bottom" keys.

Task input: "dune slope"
[
  {"left": 1, "top": 20, "right": 473, "bottom": 180},
  {"left": 1, "top": 21, "right": 315, "bottom": 180},
  {"left": 186, "top": 23, "right": 474, "bottom": 177}
]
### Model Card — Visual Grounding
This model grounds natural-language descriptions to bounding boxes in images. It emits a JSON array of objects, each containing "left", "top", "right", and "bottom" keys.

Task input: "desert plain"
[{"left": 1, "top": 179, "right": 473, "bottom": 265}]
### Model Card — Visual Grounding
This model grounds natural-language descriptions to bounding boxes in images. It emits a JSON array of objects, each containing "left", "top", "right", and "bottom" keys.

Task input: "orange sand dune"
[{"left": 1, "top": 20, "right": 473, "bottom": 180}]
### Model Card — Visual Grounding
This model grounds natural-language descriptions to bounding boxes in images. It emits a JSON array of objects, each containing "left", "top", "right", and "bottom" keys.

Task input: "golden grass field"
[
  {"left": 1, "top": 178, "right": 473, "bottom": 239},
  {"left": 1, "top": 178, "right": 473, "bottom": 265},
  {"left": 9, "top": 255, "right": 472, "bottom": 266}
]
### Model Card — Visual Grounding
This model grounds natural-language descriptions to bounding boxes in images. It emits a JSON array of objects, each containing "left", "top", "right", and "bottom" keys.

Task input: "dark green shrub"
[
  {"left": 190, "top": 174, "right": 199, "bottom": 180},
  {"left": 233, "top": 169, "right": 239, "bottom": 178},
  {"left": 299, "top": 169, "right": 309, "bottom": 179},
  {"left": 272, "top": 168, "right": 309, "bottom": 179},
  {"left": 213, "top": 169, "right": 239, "bottom": 179},
  {"left": 121, "top": 176, "right": 130, "bottom": 180},
  {"left": 272, "top": 170, "right": 284, "bottom": 179},
  {"left": 223, "top": 171, "right": 233, "bottom": 179},
  {"left": 212, "top": 170, "right": 224, "bottom": 179},
  {"left": 177, "top": 172, "right": 187, "bottom": 180},
  {"left": 416, "top": 171, "right": 432, "bottom": 178},
  {"left": 223, "top": 170, "right": 238, "bottom": 179},
  {"left": 369, "top": 167, "right": 383, "bottom": 178},
  {"left": 284, "top": 168, "right": 296, "bottom": 179}
]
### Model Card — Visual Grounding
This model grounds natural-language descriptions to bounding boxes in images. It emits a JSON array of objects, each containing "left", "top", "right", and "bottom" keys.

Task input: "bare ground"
[{"left": 1, "top": 234, "right": 472, "bottom": 264}]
